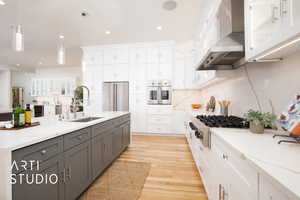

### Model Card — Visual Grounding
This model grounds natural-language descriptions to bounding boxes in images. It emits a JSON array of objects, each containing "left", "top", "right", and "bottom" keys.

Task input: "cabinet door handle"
[
  {"left": 219, "top": 184, "right": 222, "bottom": 200},
  {"left": 41, "top": 150, "right": 47, "bottom": 155},
  {"left": 77, "top": 135, "right": 83, "bottom": 140},
  {"left": 61, "top": 169, "right": 66, "bottom": 183},
  {"left": 66, "top": 166, "right": 72, "bottom": 180},
  {"left": 272, "top": 6, "right": 280, "bottom": 22}
]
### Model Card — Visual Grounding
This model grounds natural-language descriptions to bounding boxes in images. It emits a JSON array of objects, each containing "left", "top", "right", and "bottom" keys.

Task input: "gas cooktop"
[{"left": 196, "top": 115, "right": 250, "bottom": 128}]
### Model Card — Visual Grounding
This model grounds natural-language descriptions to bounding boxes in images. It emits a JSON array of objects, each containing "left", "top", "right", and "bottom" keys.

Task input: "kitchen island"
[{"left": 0, "top": 112, "right": 130, "bottom": 200}]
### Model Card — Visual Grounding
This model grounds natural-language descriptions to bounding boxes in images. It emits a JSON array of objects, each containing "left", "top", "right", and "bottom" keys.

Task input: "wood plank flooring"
[{"left": 117, "top": 135, "right": 208, "bottom": 200}]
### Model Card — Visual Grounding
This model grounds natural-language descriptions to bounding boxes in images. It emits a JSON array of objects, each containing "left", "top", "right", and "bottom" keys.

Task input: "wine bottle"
[{"left": 25, "top": 104, "right": 32, "bottom": 125}]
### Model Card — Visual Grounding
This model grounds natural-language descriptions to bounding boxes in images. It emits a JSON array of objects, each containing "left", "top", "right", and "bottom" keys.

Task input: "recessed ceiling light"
[
  {"left": 38, "top": 62, "right": 43, "bottom": 65},
  {"left": 0, "top": 0, "right": 6, "bottom": 6},
  {"left": 105, "top": 30, "right": 111, "bottom": 35},
  {"left": 163, "top": 0, "right": 177, "bottom": 11},
  {"left": 156, "top": 26, "right": 163, "bottom": 31},
  {"left": 59, "top": 35, "right": 65, "bottom": 39},
  {"left": 16, "top": 64, "right": 20, "bottom": 67}
]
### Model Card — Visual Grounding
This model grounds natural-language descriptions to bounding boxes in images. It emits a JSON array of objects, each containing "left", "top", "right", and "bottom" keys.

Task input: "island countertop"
[
  {"left": 0, "top": 111, "right": 130, "bottom": 151},
  {"left": 0, "top": 111, "right": 130, "bottom": 200}
]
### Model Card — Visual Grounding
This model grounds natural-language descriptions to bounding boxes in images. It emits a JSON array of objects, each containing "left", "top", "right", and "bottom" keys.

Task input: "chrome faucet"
[{"left": 73, "top": 85, "right": 91, "bottom": 118}]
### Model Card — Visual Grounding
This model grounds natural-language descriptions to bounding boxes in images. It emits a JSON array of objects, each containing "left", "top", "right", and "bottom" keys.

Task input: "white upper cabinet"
[
  {"left": 103, "top": 63, "right": 129, "bottom": 82},
  {"left": 31, "top": 78, "right": 76, "bottom": 97},
  {"left": 134, "top": 47, "right": 148, "bottom": 64},
  {"left": 245, "top": 0, "right": 300, "bottom": 61},
  {"left": 245, "top": 0, "right": 282, "bottom": 60},
  {"left": 103, "top": 47, "right": 129, "bottom": 64}
]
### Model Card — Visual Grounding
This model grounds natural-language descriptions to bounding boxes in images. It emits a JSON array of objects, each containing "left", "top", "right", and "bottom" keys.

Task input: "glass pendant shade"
[
  {"left": 57, "top": 44, "right": 66, "bottom": 65},
  {"left": 13, "top": 25, "right": 24, "bottom": 52}
]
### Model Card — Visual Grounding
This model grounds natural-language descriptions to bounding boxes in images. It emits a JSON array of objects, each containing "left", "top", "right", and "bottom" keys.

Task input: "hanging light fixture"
[
  {"left": 13, "top": 0, "right": 24, "bottom": 52},
  {"left": 13, "top": 25, "right": 24, "bottom": 52},
  {"left": 57, "top": 35, "right": 66, "bottom": 65}
]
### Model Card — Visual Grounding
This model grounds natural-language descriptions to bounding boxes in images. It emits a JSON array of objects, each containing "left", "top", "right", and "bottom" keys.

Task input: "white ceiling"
[{"left": 0, "top": 0, "right": 209, "bottom": 69}]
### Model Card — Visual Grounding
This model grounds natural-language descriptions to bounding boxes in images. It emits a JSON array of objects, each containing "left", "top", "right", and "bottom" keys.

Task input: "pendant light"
[
  {"left": 13, "top": 0, "right": 24, "bottom": 52},
  {"left": 57, "top": 35, "right": 66, "bottom": 65}
]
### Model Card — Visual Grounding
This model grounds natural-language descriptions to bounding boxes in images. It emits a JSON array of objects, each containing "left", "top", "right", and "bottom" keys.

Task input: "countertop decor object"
[
  {"left": 244, "top": 109, "right": 276, "bottom": 134},
  {"left": 0, "top": 122, "right": 40, "bottom": 130},
  {"left": 206, "top": 96, "right": 216, "bottom": 112}
]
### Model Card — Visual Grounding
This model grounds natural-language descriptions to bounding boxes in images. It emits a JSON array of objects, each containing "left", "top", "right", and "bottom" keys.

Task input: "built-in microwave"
[{"left": 147, "top": 80, "right": 172, "bottom": 105}]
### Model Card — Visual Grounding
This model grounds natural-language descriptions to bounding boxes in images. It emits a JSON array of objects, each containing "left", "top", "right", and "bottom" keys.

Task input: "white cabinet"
[
  {"left": 259, "top": 175, "right": 292, "bottom": 200},
  {"left": 103, "top": 64, "right": 129, "bottom": 82},
  {"left": 245, "top": 0, "right": 300, "bottom": 61},
  {"left": 103, "top": 47, "right": 129, "bottom": 64},
  {"left": 245, "top": 0, "right": 282, "bottom": 60},
  {"left": 31, "top": 78, "right": 76, "bottom": 97},
  {"left": 147, "top": 46, "right": 173, "bottom": 80}
]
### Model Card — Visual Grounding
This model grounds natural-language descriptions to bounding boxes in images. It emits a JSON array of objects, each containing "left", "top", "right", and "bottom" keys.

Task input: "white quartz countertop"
[
  {"left": 211, "top": 128, "right": 300, "bottom": 199},
  {"left": 0, "top": 111, "right": 130, "bottom": 151}
]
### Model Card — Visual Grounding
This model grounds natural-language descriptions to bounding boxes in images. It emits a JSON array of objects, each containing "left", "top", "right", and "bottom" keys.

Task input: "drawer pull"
[
  {"left": 222, "top": 154, "right": 228, "bottom": 160},
  {"left": 77, "top": 135, "right": 83, "bottom": 140},
  {"left": 41, "top": 150, "right": 47, "bottom": 155}
]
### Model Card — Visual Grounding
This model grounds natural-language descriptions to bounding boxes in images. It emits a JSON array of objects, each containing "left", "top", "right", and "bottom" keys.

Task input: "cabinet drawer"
[
  {"left": 148, "top": 115, "right": 171, "bottom": 124},
  {"left": 148, "top": 123, "right": 171, "bottom": 133},
  {"left": 92, "top": 120, "right": 114, "bottom": 138},
  {"left": 64, "top": 128, "right": 91, "bottom": 150},
  {"left": 147, "top": 106, "right": 172, "bottom": 115},
  {"left": 115, "top": 115, "right": 130, "bottom": 126},
  {"left": 12, "top": 137, "right": 63, "bottom": 174}
]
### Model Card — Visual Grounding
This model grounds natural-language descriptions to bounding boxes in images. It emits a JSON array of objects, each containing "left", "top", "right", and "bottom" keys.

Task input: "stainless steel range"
[{"left": 190, "top": 115, "right": 249, "bottom": 148}]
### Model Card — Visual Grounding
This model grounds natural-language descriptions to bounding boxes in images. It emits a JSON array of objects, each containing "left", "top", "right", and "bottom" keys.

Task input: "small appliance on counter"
[
  {"left": 147, "top": 80, "right": 172, "bottom": 105},
  {"left": 34, "top": 105, "right": 44, "bottom": 117}
]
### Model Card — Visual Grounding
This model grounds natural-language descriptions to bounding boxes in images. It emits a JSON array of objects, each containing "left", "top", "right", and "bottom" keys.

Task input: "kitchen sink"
[{"left": 70, "top": 117, "right": 103, "bottom": 122}]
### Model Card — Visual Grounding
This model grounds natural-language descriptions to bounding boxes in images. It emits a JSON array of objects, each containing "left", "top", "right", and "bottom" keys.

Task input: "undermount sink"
[{"left": 70, "top": 117, "right": 103, "bottom": 122}]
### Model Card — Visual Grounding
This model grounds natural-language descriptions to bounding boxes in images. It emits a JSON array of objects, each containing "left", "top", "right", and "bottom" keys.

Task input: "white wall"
[
  {"left": 199, "top": 51, "right": 300, "bottom": 116},
  {"left": 0, "top": 69, "right": 11, "bottom": 112}
]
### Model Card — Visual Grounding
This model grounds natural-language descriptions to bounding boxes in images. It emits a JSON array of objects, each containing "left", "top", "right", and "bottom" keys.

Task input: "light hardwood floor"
[{"left": 118, "top": 135, "right": 208, "bottom": 200}]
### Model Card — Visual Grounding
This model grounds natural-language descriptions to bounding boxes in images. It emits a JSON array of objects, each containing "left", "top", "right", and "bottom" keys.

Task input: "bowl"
[{"left": 191, "top": 104, "right": 201, "bottom": 109}]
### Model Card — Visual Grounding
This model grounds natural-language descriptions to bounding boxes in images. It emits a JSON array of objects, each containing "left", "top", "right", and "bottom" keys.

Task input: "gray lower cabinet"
[
  {"left": 112, "top": 127, "right": 123, "bottom": 159},
  {"left": 122, "top": 122, "right": 130, "bottom": 149},
  {"left": 103, "top": 131, "right": 113, "bottom": 167},
  {"left": 91, "top": 133, "right": 105, "bottom": 180},
  {"left": 12, "top": 154, "right": 65, "bottom": 200},
  {"left": 12, "top": 115, "right": 131, "bottom": 200},
  {"left": 64, "top": 141, "right": 92, "bottom": 200}
]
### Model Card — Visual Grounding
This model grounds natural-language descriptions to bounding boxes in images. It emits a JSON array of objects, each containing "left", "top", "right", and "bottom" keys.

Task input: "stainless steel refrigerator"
[{"left": 103, "top": 82, "right": 129, "bottom": 111}]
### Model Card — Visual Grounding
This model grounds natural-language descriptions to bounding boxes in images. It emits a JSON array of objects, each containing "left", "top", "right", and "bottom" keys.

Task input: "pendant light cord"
[{"left": 244, "top": 65, "right": 262, "bottom": 111}]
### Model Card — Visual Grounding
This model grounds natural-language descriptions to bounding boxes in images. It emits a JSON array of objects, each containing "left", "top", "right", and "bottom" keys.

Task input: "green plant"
[{"left": 244, "top": 109, "right": 276, "bottom": 127}]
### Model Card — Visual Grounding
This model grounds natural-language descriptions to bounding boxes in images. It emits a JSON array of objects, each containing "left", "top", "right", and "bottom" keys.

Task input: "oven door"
[
  {"left": 159, "top": 86, "right": 172, "bottom": 105},
  {"left": 147, "top": 87, "right": 159, "bottom": 105}
]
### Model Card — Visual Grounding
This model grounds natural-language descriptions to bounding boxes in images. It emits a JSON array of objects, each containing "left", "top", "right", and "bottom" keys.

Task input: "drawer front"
[
  {"left": 147, "top": 107, "right": 172, "bottom": 115},
  {"left": 64, "top": 128, "right": 91, "bottom": 150},
  {"left": 148, "top": 115, "right": 171, "bottom": 124},
  {"left": 147, "top": 123, "right": 171, "bottom": 133},
  {"left": 115, "top": 115, "right": 130, "bottom": 126},
  {"left": 92, "top": 120, "right": 114, "bottom": 138},
  {"left": 12, "top": 136, "right": 63, "bottom": 174}
]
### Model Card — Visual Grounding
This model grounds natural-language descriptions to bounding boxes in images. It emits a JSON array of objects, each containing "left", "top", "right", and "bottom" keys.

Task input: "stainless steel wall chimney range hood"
[{"left": 197, "top": 0, "right": 245, "bottom": 70}]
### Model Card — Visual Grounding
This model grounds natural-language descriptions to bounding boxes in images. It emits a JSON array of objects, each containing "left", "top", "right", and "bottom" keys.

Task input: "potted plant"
[{"left": 244, "top": 109, "right": 276, "bottom": 134}]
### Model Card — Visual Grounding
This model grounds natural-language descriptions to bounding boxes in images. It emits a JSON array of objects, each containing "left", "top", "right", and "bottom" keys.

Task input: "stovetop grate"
[{"left": 196, "top": 115, "right": 250, "bottom": 128}]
